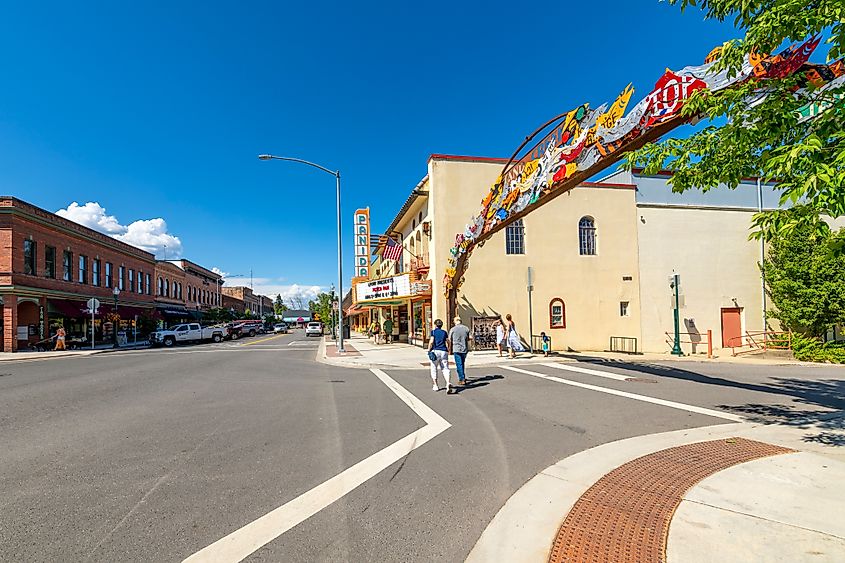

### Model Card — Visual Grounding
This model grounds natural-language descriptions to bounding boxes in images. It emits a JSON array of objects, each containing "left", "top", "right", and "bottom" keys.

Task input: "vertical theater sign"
[{"left": 354, "top": 208, "right": 370, "bottom": 279}]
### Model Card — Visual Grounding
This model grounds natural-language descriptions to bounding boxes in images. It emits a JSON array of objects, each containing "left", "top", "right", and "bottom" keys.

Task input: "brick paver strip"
[
  {"left": 547, "top": 437, "right": 795, "bottom": 563},
  {"left": 325, "top": 343, "right": 361, "bottom": 357}
]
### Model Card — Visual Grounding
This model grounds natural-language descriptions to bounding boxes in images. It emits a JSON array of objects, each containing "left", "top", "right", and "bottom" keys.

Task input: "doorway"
[{"left": 720, "top": 307, "right": 743, "bottom": 348}]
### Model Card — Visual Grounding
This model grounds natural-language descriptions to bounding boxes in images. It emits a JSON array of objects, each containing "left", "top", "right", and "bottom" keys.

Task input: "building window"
[
  {"left": 62, "top": 250, "right": 73, "bottom": 282},
  {"left": 145, "top": 273, "right": 151, "bottom": 295},
  {"left": 178, "top": 283, "right": 182, "bottom": 300},
  {"left": 105, "top": 262, "right": 113, "bottom": 288},
  {"left": 620, "top": 301, "right": 630, "bottom": 317},
  {"left": 137, "top": 270, "right": 143, "bottom": 293},
  {"left": 24, "top": 240, "right": 36, "bottom": 275},
  {"left": 93, "top": 259, "right": 101, "bottom": 286},
  {"left": 118, "top": 266, "right": 125, "bottom": 290},
  {"left": 45, "top": 246, "right": 56, "bottom": 279},
  {"left": 579, "top": 216, "right": 596, "bottom": 256},
  {"left": 78, "top": 255, "right": 88, "bottom": 284},
  {"left": 505, "top": 219, "right": 525, "bottom": 255},
  {"left": 550, "top": 298, "right": 566, "bottom": 328},
  {"left": 158, "top": 277, "right": 163, "bottom": 296},
  {"left": 165, "top": 279, "right": 169, "bottom": 297},
  {"left": 128, "top": 269, "right": 134, "bottom": 292}
]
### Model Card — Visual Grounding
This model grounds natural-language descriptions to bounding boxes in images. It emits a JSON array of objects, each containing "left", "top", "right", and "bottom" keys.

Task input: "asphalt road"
[{"left": 1, "top": 332, "right": 843, "bottom": 562}]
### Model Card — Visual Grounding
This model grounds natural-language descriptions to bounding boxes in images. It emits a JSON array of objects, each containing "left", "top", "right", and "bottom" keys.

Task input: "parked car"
[
  {"left": 273, "top": 323, "right": 289, "bottom": 334},
  {"left": 231, "top": 321, "right": 261, "bottom": 338},
  {"left": 305, "top": 322, "right": 323, "bottom": 337},
  {"left": 149, "top": 323, "right": 227, "bottom": 347}
]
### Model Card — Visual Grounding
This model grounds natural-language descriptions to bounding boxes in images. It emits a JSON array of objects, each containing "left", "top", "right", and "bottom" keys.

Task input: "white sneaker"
[{"left": 432, "top": 383, "right": 439, "bottom": 391}]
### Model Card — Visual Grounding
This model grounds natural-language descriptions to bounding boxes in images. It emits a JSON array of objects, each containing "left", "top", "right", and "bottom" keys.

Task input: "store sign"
[
  {"left": 39, "top": 306, "right": 44, "bottom": 338},
  {"left": 357, "top": 274, "right": 411, "bottom": 302},
  {"left": 411, "top": 281, "right": 431, "bottom": 295},
  {"left": 353, "top": 208, "right": 371, "bottom": 278}
]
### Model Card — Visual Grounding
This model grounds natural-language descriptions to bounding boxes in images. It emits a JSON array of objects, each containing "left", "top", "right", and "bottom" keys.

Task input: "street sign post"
[
  {"left": 87, "top": 298, "right": 100, "bottom": 349},
  {"left": 669, "top": 274, "right": 682, "bottom": 356}
]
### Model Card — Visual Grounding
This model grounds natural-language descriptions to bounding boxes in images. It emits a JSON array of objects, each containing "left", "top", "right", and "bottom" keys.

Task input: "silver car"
[{"left": 305, "top": 322, "right": 323, "bottom": 337}]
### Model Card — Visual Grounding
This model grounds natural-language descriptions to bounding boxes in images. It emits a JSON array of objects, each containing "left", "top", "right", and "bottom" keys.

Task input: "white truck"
[{"left": 149, "top": 323, "right": 227, "bottom": 347}]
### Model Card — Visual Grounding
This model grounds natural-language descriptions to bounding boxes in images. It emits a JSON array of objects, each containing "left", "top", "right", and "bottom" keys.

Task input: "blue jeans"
[{"left": 453, "top": 352, "right": 467, "bottom": 382}]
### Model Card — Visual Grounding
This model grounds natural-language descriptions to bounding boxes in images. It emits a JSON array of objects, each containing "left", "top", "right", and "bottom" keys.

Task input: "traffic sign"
[{"left": 86, "top": 298, "right": 100, "bottom": 313}]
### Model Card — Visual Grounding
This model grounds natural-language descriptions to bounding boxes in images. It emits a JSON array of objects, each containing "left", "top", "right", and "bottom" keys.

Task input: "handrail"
[
  {"left": 664, "top": 330, "right": 713, "bottom": 358},
  {"left": 730, "top": 330, "right": 792, "bottom": 356}
]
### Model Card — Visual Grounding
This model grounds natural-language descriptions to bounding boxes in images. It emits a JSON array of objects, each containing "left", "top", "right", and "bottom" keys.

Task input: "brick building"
[
  {"left": 169, "top": 259, "right": 222, "bottom": 313},
  {"left": 221, "top": 286, "right": 274, "bottom": 317},
  {"left": 154, "top": 261, "right": 191, "bottom": 322},
  {"left": 1, "top": 197, "right": 156, "bottom": 352}
]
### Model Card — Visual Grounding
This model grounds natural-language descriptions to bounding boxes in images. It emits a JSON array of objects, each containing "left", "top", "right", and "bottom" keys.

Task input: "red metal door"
[{"left": 721, "top": 308, "right": 742, "bottom": 348}]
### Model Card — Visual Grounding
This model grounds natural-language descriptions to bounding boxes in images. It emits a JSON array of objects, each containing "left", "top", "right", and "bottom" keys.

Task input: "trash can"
[{"left": 342, "top": 325, "right": 350, "bottom": 339}]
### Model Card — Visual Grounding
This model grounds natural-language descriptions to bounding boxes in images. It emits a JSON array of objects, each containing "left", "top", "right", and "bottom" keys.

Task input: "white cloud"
[
  {"left": 211, "top": 267, "right": 229, "bottom": 277},
  {"left": 56, "top": 202, "right": 124, "bottom": 234},
  {"left": 56, "top": 201, "right": 182, "bottom": 259}
]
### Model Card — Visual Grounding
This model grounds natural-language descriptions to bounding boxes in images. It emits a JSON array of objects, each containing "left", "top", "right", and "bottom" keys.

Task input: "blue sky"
[{"left": 0, "top": 1, "right": 738, "bottom": 302}]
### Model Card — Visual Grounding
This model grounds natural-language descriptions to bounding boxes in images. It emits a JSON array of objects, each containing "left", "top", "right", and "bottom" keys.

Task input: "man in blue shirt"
[
  {"left": 428, "top": 319, "right": 451, "bottom": 392},
  {"left": 448, "top": 316, "right": 472, "bottom": 385}
]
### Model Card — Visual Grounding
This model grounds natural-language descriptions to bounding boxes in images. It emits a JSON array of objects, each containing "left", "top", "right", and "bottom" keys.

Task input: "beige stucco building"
[{"left": 352, "top": 154, "right": 780, "bottom": 355}]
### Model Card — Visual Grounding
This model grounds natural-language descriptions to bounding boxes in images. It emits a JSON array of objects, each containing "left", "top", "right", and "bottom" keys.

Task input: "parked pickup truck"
[{"left": 149, "top": 323, "right": 227, "bottom": 347}]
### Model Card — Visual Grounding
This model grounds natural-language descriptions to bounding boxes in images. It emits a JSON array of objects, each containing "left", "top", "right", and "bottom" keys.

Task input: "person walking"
[
  {"left": 496, "top": 318, "right": 506, "bottom": 357},
  {"left": 541, "top": 331, "right": 551, "bottom": 357},
  {"left": 428, "top": 319, "right": 451, "bottom": 392},
  {"left": 448, "top": 316, "right": 472, "bottom": 385},
  {"left": 505, "top": 314, "right": 525, "bottom": 358},
  {"left": 54, "top": 325, "right": 66, "bottom": 351},
  {"left": 383, "top": 317, "right": 394, "bottom": 344},
  {"left": 371, "top": 321, "right": 380, "bottom": 345}
]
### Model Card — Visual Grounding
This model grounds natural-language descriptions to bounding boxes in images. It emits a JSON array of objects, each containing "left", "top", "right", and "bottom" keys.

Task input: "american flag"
[{"left": 382, "top": 237, "right": 403, "bottom": 262}]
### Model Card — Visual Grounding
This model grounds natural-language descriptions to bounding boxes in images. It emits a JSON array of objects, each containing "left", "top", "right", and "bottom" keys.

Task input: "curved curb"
[{"left": 465, "top": 422, "right": 749, "bottom": 563}]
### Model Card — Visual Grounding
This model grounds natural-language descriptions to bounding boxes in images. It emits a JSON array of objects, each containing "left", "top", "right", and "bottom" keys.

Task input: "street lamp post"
[
  {"left": 112, "top": 287, "right": 120, "bottom": 349},
  {"left": 259, "top": 154, "right": 345, "bottom": 353}
]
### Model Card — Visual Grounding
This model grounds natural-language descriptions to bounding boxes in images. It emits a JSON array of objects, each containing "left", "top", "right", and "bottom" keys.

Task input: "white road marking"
[
  {"left": 539, "top": 362, "right": 633, "bottom": 381},
  {"left": 183, "top": 368, "right": 450, "bottom": 563},
  {"left": 500, "top": 365, "right": 743, "bottom": 422}
]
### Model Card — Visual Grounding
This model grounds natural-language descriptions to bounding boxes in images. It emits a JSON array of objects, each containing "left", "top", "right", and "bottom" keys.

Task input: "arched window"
[
  {"left": 505, "top": 219, "right": 525, "bottom": 255},
  {"left": 165, "top": 279, "right": 170, "bottom": 297},
  {"left": 579, "top": 217, "right": 596, "bottom": 256},
  {"left": 158, "top": 277, "right": 163, "bottom": 296},
  {"left": 550, "top": 298, "right": 566, "bottom": 328}
]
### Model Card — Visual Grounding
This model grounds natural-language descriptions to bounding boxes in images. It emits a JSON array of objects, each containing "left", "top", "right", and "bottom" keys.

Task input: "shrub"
[{"left": 791, "top": 334, "right": 845, "bottom": 364}]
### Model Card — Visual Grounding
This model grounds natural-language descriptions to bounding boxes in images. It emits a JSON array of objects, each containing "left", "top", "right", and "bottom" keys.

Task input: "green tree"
[
  {"left": 308, "top": 292, "right": 334, "bottom": 331},
  {"left": 274, "top": 294, "right": 288, "bottom": 315},
  {"left": 764, "top": 217, "right": 845, "bottom": 337},
  {"left": 628, "top": 0, "right": 845, "bottom": 245}
]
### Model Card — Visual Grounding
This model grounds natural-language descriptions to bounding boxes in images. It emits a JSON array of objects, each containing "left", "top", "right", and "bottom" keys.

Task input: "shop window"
[
  {"left": 24, "top": 240, "right": 36, "bottom": 275},
  {"left": 62, "top": 250, "right": 73, "bottom": 282},
  {"left": 550, "top": 298, "right": 566, "bottom": 328},
  {"left": 45, "top": 246, "right": 56, "bottom": 279},
  {"left": 105, "top": 262, "right": 113, "bottom": 288},
  {"left": 579, "top": 216, "right": 596, "bottom": 255},
  {"left": 505, "top": 219, "right": 525, "bottom": 255}
]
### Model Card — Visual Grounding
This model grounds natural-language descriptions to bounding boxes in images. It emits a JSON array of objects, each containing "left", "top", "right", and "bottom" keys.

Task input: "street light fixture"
[
  {"left": 258, "top": 154, "right": 345, "bottom": 353},
  {"left": 112, "top": 287, "right": 120, "bottom": 349}
]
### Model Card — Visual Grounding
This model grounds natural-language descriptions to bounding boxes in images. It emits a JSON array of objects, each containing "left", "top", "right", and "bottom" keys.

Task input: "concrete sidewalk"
[
  {"left": 318, "top": 333, "right": 825, "bottom": 370},
  {"left": 0, "top": 341, "right": 150, "bottom": 361},
  {"left": 468, "top": 415, "right": 845, "bottom": 562}
]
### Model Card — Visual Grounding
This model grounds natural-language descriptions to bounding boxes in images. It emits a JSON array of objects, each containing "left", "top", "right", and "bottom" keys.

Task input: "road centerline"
[
  {"left": 500, "top": 365, "right": 743, "bottom": 422},
  {"left": 182, "top": 368, "right": 450, "bottom": 563}
]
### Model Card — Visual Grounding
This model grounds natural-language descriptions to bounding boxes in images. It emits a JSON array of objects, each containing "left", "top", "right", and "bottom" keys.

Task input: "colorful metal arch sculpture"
[{"left": 445, "top": 37, "right": 843, "bottom": 319}]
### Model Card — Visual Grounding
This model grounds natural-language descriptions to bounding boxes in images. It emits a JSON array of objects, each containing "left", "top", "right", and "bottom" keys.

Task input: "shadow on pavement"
[
  {"left": 558, "top": 354, "right": 845, "bottom": 446},
  {"left": 450, "top": 374, "right": 505, "bottom": 394}
]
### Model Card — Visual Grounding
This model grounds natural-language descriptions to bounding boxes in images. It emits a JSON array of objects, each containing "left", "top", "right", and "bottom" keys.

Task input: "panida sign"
[
  {"left": 353, "top": 208, "right": 371, "bottom": 278},
  {"left": 356, "top": 274, "right": 411, "bottom": 302}
]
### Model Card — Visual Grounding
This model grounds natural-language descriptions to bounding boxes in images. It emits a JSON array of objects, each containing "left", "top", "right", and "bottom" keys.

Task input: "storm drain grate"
[{"left": 547, "top": 437, "right": 794, "bottom": 563}]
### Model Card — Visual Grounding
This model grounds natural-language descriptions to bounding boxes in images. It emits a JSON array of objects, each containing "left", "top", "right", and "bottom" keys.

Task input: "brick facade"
[{"left": 0, "top": 197, "right": 156, "bottom": 351}]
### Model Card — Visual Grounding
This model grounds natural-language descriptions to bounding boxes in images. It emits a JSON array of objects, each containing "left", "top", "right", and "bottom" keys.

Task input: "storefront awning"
[
  {"left": 47, "top": 299, "right": 153, "bottom": 319},
  {"left": 354, "top": 300, "right": 406, "bottom": 308},
  {"left": 156, "top": 304, "right": 191, "bottom": 317}
]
